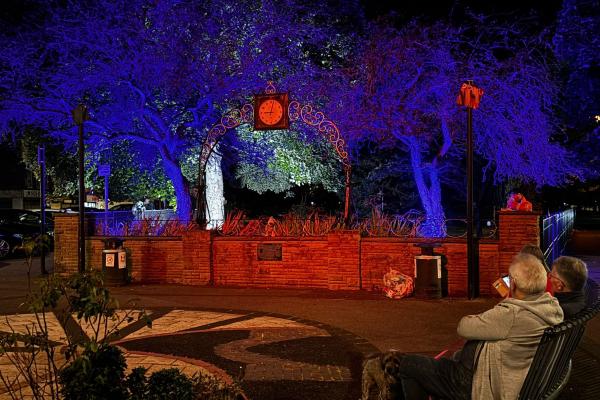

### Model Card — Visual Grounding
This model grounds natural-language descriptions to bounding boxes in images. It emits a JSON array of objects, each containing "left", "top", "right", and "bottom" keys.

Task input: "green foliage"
[
  {"left": 233, "top": 126, "right": 344, "bottom": 195},
  {"left": 129, "top": 163, "right": 176, "bottom": 206},
  {"left": 126, "top": 367, "right": 148, "bottom": 400},
  {"left": 60, "top": 344, "right": 128, "bottom": 400},
  {"left": 191, "top": 373, "right": 244, "bottom": 400},
  {"left": 0, "top": 266, "right": 244, "bottom": 400},
  {"left": 27, "top": 273, "right": 63, "bottom": 312},
  {"left": 146, "top": 368, "right": 193, "bottom": 400},
  {"left": 19, "top": 128, "right": 79, "bottom": 198},
  {"left": 67, "top": 272, "right": 118, "bottom": 323}
]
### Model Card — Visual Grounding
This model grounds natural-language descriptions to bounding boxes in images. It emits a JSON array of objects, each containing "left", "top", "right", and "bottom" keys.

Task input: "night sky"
[
  {"left": 362, "top": 0, "right": 563, "bottom": 21},
  {"left": 1, "top": 0, "right": 565, "bottom": 26}
]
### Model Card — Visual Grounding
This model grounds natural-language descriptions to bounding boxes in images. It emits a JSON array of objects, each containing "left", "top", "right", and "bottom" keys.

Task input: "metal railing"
[
  {"left": 84, "top": 209, "right": 179, "bottom": 236},
  {"left": 541, "top": 208, "right": 576, "bottom": 266}
]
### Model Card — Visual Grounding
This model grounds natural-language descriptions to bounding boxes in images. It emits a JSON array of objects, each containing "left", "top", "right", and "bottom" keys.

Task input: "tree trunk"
[
  {"left": 408, "top": 139, "right": 446, "bottom": 237},
  {"left": 160, "top": 148, "right": 192, "bottom": 221},
  {"left": 205, "top": 147, "right": 224, "bottom": 229}
]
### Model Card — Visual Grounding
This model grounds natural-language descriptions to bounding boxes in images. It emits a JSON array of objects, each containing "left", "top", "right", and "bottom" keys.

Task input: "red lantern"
[{"left": 456, "top": 83, "right": 484, "bottom": 109}]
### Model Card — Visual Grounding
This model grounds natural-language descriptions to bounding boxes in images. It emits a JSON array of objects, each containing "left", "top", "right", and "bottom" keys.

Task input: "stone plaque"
[{"left": 257, "top": 243, "right": 282, "bottom": 261}]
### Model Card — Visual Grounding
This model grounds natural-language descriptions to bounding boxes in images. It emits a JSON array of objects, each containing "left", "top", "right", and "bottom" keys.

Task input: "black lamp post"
[
  {"left": 37, "top": 145, "right": 47, "bottom": 275},
  {"left": 72, "top": 104, "right": 89, "bottom": 273},
  {"left": 457, "top": 81, "right": 483, "bottom": 299}
]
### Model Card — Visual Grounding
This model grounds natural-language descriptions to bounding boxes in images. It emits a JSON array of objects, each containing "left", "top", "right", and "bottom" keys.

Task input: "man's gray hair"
[
  {"left": 552, "top": 256, "right": 588, "bottom": 291},
  {"left": 509, "top": 253, "right": 548, "bottom": 295}
]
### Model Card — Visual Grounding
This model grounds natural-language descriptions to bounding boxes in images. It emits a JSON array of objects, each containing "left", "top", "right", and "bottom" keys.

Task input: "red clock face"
[
  {"left": 258, "top": 99, "right": 284, "bottom": 126},
  {"left": 254, "top": 93, "right": 289, "bottom": 130}
]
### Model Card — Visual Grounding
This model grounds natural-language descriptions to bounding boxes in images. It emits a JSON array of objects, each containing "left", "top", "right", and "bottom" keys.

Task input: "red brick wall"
[
  {"left": 212, "top": 237, "right": 329, "bottom": 288},
  {"left": 359, "top": 239, "right": 500, "bottom": 297},
  {"left": 53, "top": 214, "right": 79, "bottom": 276},
  {"left": 498, "top": 211, "right": 541, "bottom": 276},
  {"left": 86, "top": 237, "right": 184, "bottom": 283},
  {"left": 182, "top": 230, "right": 211, "bottom": 285},
  {"left": 360, "top": 238, "right": 421, "bottom": 291},
  {"left": 53, "top": 212, "right": 540, "bottom": 296},
  {"left": 328, "top": 232, "right": 361, "bottom": 290}
]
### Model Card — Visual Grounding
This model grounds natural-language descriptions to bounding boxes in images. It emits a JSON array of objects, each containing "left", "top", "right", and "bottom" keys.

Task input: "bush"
[
  {"left": 146, "top": 368, "right": 193, "bottom": 400},
  {"left": 126, "top": 367, "right": 148, "bottom": 400},
  {"left": 1, "top": 268, "right": 243, "bottom": 400},
  {"left": 60, "top": 344, "right": 128, "bottom": 400},
  {"left": 192, "top": 373, "right": 246, "bottom": 400}
]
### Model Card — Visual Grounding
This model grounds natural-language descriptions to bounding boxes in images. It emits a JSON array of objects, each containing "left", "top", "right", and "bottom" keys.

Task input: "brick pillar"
[
  {"left": 327, "top": 231, "right": 361, "bottom": 290},
  {"left": 498, "top": 210, "right": 541, "bottom": 274},
  {"left": 182, "top": 229, "right": 212, "bottom": 285},
  {"left": 53, "top": 214, "right": 79, "bottom": 276}
]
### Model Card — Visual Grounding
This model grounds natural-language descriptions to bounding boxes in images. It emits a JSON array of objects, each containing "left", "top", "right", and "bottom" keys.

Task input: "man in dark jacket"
[{"left": 550, "top": 256, "right": 588, "bottom": 318}]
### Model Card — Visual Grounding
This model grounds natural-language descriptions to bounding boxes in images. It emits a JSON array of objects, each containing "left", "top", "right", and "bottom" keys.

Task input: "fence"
[
  {"left": 85, "top": 209, "right": 178, "bottom": 236},
  {"left": 541, "top": 208, "right": 576, "bottom": 265}
]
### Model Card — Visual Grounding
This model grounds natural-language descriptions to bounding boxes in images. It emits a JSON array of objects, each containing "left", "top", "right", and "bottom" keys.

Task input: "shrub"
[
  {"left": 192, "top": 373, "right": 246, "bottom": 400},
  {"left": 126, "top": 367, "right": 148, "bottom": 400},
  {"left": 60, "top": 344, "right": 128, "bottom": 400},
  {"left": 146, "top": 368, "right": 193, "bottom": 400}
]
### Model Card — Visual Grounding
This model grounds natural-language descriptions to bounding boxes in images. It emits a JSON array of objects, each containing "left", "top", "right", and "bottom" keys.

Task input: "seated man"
[
  {"left": 549, "top": 256, "right": 588, "bottom": 318},
  {"left": 362, "top": 254, "right": 563, "bottom": 400}
]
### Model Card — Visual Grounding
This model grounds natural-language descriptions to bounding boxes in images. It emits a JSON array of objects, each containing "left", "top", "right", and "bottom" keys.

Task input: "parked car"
[
  {"left": 0, "top": 209, "right": 52, "bottom": 225},
  {"left": 0, "top": 227, "right": 27, "bottom": 259},
  {"left": 63, "top": 205, "right": 102, "bottom": 213},
  {"left": 109, "top": 202, "right": 134, "bottom": 211},
  {"left": 0, "top": 209, "right": 54, "bottom": 259}
]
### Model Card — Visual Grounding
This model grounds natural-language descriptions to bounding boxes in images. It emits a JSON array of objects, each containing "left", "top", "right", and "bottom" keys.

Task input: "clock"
[{"left": 254, "top": 93, "right": 289, "bottom": 130}]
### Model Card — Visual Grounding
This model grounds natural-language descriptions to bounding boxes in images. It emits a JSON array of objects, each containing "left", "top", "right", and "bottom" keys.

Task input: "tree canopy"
[
  {"left": 328, "top": 17, "right": 580, "bottom": 235},
  {"left": 1, "top": 1, "right": 596, "bottom": 235},
  {"left": 0, "top": 0, "right": 362, "bottom": 219}
]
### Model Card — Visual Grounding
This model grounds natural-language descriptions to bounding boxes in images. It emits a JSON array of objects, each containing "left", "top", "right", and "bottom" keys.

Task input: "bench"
[{"left": 518, "top": 279, "right": 600, "bottom": 399}]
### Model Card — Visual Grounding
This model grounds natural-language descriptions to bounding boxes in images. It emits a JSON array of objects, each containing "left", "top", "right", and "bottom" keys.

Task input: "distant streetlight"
[
  {"left": 457, "top": 81, "right": 484, "bottom": 299},
  {"left": 72, "top": 104, "right": 89, "bottom": 273}
]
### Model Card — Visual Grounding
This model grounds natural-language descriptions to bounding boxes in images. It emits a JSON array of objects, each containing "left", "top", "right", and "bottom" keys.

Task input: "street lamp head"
[
  {"left": 72, "top": 104, "right": 89, "bottom": 125},
  {"left": 456, "top": 82, "right": 484, "bottom": 109}
]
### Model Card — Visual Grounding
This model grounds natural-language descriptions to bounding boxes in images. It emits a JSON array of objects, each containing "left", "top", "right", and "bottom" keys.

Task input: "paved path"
[
  {"left": 0, "top": 306, "right": 374, "bottom": 399},
  {"left": 1, "top": 251, "right": 599, "bottom": 399}
]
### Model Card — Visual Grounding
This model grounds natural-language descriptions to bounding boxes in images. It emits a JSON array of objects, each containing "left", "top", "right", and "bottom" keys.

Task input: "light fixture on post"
[
  {"left": 457, "top": 80, "right": 484, "bottom": 299},
  {"left": 37, "top": 145, "right": 47, "bottom": 275},
  {"left": 72, "top": 104, "right": 89, "bottom": 273}
]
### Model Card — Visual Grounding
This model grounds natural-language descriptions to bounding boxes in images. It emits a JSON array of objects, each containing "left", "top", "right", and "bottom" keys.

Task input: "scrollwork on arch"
[
  {"left": 200, "top": 103, "right": 254, "bottom": 168},
  {"left": 288, "top": 100, "right": 351, "bottom": 174},
  {"left": 197, "top": 86, "right": 352, "bottom": 224}
]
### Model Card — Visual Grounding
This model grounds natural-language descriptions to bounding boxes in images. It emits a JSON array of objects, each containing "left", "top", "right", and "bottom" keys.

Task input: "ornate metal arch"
[{"left": 196, "top": 83, "right": 352, "bottom": 226}]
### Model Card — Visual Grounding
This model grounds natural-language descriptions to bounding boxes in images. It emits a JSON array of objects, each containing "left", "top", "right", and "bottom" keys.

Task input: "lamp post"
[
  {"left": 37, "top": 145, "right": 47, "bottom": 275},
  {"left": 72, "top": 104, "right": 89, "bottom": 273},
  {"left": 457, "top": 81, "right": 484, "bottom": 299}
]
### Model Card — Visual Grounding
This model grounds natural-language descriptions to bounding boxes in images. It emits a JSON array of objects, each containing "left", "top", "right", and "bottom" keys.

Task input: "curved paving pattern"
[{"left": 0, "top": 308, "right": 378, "bottom": 400}]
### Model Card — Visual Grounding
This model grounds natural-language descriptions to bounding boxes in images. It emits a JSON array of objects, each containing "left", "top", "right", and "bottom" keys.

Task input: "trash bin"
[
  {"left": 414, "top": 255, "right": 443, "bottom": 299},
  {"left": 102, "top": 238, "right": 128, "bottom": 286}
]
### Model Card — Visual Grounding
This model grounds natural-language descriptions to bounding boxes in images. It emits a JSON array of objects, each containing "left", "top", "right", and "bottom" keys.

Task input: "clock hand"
[{"left": 270, "top": 101, "right": 274, "bottom": 113}]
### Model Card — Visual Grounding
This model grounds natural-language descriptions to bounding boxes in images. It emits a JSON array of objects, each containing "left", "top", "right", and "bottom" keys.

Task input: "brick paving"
[
  {"left": 0, "top": 306, "right": 372, "bottom": 399},
  {"left": 1, "top": 250, "right": 599, "bottom": 399}
]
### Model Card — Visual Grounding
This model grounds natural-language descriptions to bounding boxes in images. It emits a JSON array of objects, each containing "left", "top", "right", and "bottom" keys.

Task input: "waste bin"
[
  {"left": 414, "top": 255, "right": 443, "bottom": 299},
  {"left": 102, "top": 238, "right": 128, "bottom": 286}
]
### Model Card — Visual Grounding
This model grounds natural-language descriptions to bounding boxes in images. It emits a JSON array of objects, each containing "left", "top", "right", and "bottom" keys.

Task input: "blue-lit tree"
[
  {"left": 331, "top": 19, "right": 580, "bottom": 236},
  {"left": 0, "top": 0, "right": 362, "bottom": 219},
  {"left": 553, "top": 0, "right": 600, "bottom": 180}
]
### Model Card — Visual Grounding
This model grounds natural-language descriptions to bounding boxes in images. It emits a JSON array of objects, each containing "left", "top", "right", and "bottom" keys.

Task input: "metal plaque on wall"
[{"left": 257, "top": 243, "right": 282, "bottom": 261}]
